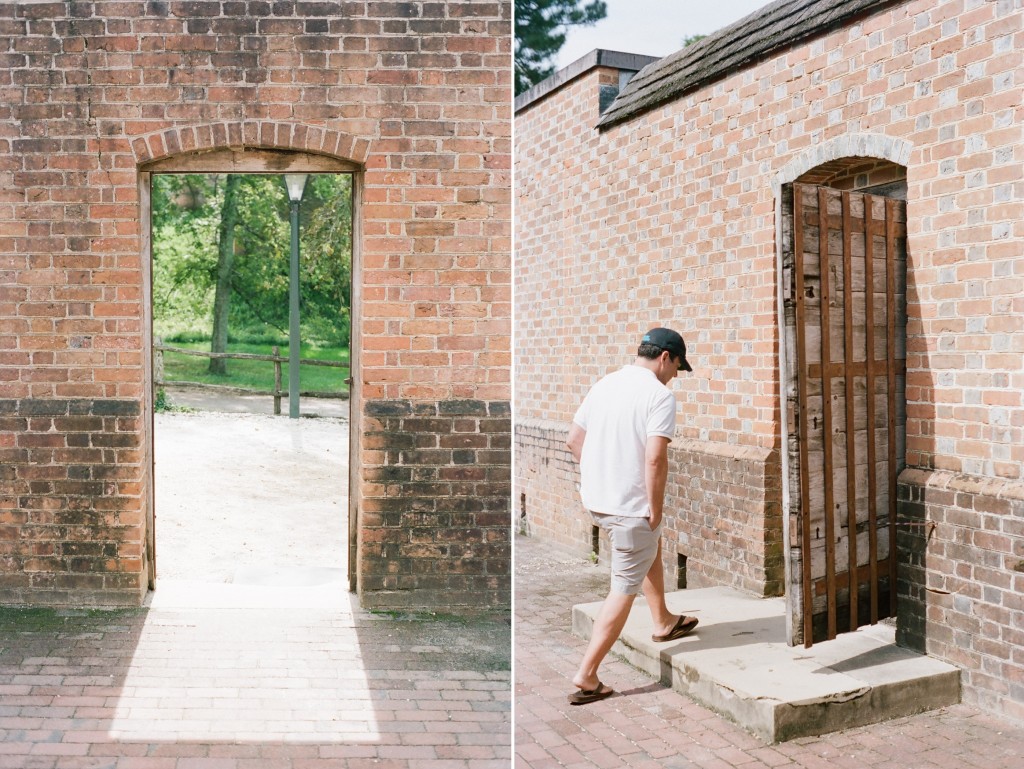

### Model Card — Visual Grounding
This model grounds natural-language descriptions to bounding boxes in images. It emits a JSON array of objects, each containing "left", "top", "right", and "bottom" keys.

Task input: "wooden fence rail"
[{"left": 154, "top": 342, "right": 351, "bottom": 416}]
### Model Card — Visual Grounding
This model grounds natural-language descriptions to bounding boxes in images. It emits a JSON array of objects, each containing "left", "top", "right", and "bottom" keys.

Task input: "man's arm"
[
  {"left": 566, "top": 422, "right": 586, "bottom": 463},
  {"left": 645, "top": 435, "right": 670, "bottom": 529}
]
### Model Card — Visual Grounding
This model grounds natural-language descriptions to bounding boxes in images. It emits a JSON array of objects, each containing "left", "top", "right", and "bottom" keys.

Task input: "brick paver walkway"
[
  {"left": 0, "top": 600, "right": 510, "bottom": 768},
  {"left": 515, "top": 534, "right": 1024, "bottom": 768}
]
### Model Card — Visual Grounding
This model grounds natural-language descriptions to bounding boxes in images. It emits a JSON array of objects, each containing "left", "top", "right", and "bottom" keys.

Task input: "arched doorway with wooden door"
[{"left": 778, "top": 154, "right": 909, "bottom": 647}]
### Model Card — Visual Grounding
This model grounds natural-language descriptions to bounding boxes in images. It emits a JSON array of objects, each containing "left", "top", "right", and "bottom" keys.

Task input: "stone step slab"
[{"left": 572, "top": 586, "right": 960, "bottom": 742}]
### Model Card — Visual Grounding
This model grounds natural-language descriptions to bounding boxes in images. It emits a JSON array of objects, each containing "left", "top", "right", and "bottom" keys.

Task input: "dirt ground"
[
  {"left": 162, "top": 383, "right": 349, "bottom": 418},
  {"left": 154, "top": 393, "right": 349, "bottom": 586}
]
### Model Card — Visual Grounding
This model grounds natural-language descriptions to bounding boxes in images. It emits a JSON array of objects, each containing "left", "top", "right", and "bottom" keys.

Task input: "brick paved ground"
[
  {"left": 0, "top": 600, "right": 510, "bottom": 768},
  {"left": 515, "top": 534, "right": 1024, "bottom": 768}
]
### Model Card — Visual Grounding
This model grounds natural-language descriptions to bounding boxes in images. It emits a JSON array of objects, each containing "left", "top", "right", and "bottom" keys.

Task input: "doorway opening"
[
  {"left": 780, "top": 158, "right": 908, "bottom": 647},
  {"left": 140, "top": 149, "right": 359, "bottom": 605}
]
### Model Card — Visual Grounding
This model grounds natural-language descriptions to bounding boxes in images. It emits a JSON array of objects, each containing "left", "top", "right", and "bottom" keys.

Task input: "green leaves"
[
  {"left": 151, "top": 173, "right": 353, "bottom": 347},
  {"left": 515, "top": 0, "right": 607, "bottom": 95}
]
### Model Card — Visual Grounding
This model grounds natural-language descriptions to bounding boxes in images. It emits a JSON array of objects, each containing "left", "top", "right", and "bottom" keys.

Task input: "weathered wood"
[
  {"left": 864, "top": 194, "right": 880, "bottom": 624},
  {"left": 154, "top": 344, "right": 349, "bottom": 369},
  {"left": 153, "top": 337, "right": 165, "bottom": 385},
  {"left": 813, "top": 558, "right": 892, "bottom": 597},
  {"left": 789, "top": 184, "right": 906, "bottom": 645},
  {"left": 598, "top": 0, "right": 904, "bottom": 129},
  {"left": 817, "top": 187, "right": 837, "bottom": 641},
  {"left": 272, "top": 345, "right": 282, "bottom": 416},
  {"left": 157, "top": 346, "right": 283, "bottom": 363},
  {"left": 807, "top": 358, "right": 907, "bottom": 380},
  {"left": 156, "top": 379, "right": 348, "bottom": 400},
  {"left": 842, "top": 191, "right": 858, "bottom": 630},
  {"left": 794, "top": 184, "right": 815, "bottom": 648},
  {"left": 886, "top": 198, "right": 899, "bottom": 616},
  {"left": 142, "top": 147, "right": 360, "bottom": 173}
]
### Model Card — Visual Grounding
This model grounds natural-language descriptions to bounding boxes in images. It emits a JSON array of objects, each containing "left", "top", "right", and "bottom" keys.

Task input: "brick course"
[
  {"left": 515, "top": 0, "right": 1022, "bottom": 717},
  {"left": 1, "top": 1, "right": 511, "bottom": 612}
]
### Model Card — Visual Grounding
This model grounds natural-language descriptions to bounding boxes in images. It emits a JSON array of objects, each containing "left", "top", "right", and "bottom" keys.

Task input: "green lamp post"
[{"left": 283, "top": 173, "right": 308, "bottom": 419}]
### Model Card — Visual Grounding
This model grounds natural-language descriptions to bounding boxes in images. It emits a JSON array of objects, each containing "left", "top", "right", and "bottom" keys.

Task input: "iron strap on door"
[{"left": 787, "top": 183, "right": 907, "bottom": 647}]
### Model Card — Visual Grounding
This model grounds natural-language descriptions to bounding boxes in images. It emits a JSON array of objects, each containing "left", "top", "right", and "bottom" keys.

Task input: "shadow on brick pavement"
[
  {"left": 515, "top": 534, "right": 1024, "bottom": 768},
  {"left": 0, "top": 598, "right": 510, "bottom": 768}
]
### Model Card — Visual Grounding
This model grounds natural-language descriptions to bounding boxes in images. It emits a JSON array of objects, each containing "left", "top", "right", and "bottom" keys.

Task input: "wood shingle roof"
[{"left": 596, "top": 0, "right": 905, "bottom": 130}]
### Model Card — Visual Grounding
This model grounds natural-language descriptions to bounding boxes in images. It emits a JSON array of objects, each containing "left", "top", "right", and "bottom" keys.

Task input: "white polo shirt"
[{"left": 572, "top": 365, "right": 676, "bottom": 517}]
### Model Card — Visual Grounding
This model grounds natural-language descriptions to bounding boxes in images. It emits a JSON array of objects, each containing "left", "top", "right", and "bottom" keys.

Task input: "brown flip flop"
[
  {"left": 568, "top": 681, "right": 614, "bottom": 705},
  {"left": 651, "top": 614, "right": 699, "bottom": 642}
]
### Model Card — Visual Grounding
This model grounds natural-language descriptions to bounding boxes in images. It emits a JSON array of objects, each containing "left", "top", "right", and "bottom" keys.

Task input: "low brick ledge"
[{"left": 899, "top": 467, "right": 1024, "bottom": 504}]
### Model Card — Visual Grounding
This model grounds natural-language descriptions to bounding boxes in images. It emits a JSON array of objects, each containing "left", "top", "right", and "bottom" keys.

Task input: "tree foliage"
[
  {"left": 515, "top": 0, "right": 607, "bottom": 95},
  {"left": 151, "top": 173, "right": 353, "bottom": 351},
  {"left": 209, "top": 173, "right": 241, "bottom": 374}
]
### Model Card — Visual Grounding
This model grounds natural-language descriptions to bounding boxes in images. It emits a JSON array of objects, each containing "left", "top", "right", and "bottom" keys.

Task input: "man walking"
[{"left": 566, "top": 328, "right": 698, "bottom": 704}]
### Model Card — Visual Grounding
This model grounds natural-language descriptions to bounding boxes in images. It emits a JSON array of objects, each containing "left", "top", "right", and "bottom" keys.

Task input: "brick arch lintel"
[
  {"left": 131, "top": 121, "right": 369, "bottom": 167},
  {"left": 771, "top": 133, "right": 914, "bottom": 195}
]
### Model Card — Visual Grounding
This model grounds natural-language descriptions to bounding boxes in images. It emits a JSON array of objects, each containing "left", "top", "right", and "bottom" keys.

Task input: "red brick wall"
[
  {"left": 898, "top": 470, "right": 1024, "bottom": 720},
  {"left": 515, "top": 0, "right": 1023, "bottom": 716},
  {"left": 1, "top": 1, "right": 511, "bottom": 612},
  {"left": 516, "top": 422, "right": 783, "bottom": 596}
]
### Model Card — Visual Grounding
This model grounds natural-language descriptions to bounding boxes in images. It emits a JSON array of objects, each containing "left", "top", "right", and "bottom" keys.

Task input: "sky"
[{"left": 554, "top": 0, "right": 776, "bottom": 70}]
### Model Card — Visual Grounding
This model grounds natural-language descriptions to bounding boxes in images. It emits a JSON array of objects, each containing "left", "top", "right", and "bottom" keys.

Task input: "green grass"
[{"left": 159, "top": 340, "right": 350, "bottom": 394}]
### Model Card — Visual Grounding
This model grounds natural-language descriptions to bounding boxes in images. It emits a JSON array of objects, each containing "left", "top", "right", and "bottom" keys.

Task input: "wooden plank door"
[{"left": 783, "top": 183, "right": 907, "bottom": 647}]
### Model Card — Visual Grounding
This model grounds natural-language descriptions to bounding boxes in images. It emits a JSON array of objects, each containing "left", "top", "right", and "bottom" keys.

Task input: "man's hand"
[
  {"left": 566, "top": 422, "right": 586, "bottom": 463},
  {"left": 645, "top": 436, "right": 670, "bottom": 530}
]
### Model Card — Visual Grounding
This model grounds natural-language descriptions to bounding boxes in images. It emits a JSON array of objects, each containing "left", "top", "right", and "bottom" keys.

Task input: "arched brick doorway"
[{"left": 136, "top": 131, "right": 364, "bottom": 595}]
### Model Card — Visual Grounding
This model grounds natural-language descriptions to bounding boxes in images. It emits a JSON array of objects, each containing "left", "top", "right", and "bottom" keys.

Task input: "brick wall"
[
  {"left": 1, "top": 1, "right": 511, "bottom": 612},
  {"left": 514, "top": 420, "right": 588, "bottom": 548},
  {"left": 898, "top": 469, "right": 1024, "bottom": 720},
  {"left": 361, "top": 399, "right": 510, "bottom": 609},
  {"left": 0, "top": 398, "right": 143, "bottom": 605},
  {"left": 516, "top": 420, "right": 783, "bottom": 596},
  {"left": 515, "top": 0, "right": 1023, "bottom": 715}
]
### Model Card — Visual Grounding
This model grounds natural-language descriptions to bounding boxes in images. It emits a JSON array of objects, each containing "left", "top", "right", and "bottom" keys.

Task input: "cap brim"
[{"left": 680, "top": 358, "right": 693, "bottom": 372}]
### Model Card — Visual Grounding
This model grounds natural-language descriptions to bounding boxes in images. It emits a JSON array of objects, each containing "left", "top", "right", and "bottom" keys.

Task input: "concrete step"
[{"left": 572, "top": 586, "right": 960, "bottom": 743}]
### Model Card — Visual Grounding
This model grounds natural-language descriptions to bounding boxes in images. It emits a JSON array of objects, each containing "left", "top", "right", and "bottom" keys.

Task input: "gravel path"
[{"left": 153, "top": 409, "right": 349, "bottom": 584}]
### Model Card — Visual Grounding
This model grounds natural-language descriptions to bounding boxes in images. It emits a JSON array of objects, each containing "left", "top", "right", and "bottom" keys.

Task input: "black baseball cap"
[{"left": 641, "top": 328, "right": 693, "bottom": 372}]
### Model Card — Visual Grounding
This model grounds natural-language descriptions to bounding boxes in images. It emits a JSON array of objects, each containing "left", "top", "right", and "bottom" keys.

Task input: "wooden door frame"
[
  {"left": 774, "top": 185, "right": 795, "bottom": 642},
  {"left": 138, "top": 149, "right": 361, "bottom": 592},
  {"left": 347, "top": 170, "right": 363, "bottom": 592}
]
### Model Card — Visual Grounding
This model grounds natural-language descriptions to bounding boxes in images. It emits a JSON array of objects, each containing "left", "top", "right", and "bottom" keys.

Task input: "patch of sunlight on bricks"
[{"left": 107, "top": 605, "right": 380, "bottom": 743}]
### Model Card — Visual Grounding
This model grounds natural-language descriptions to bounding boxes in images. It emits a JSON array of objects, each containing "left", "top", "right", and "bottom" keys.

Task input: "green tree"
[
  {"left": 151, "top": 174, "right": 220, "bottom": 333},
  {"left": 209, "top": 174, "right": 242, "bottom": 374},
  {"left": 515, "top": 0, "right": 607, "bottom": 95},
  {"left": 151, "top": 173, "right": 353, "bottom": 358},
  {"left": 683, "top": 34, "right": 706, "bottom": 47}
]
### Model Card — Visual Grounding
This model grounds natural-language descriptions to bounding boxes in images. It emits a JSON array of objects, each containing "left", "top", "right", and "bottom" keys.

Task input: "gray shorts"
[{"left": 591, "top": 512, "right": 662, "bottom": 595}]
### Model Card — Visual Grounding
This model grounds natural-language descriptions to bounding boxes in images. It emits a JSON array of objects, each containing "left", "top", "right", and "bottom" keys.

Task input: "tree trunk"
[{"left": 209, "top": 174, "right": 241, "bottom": 375}]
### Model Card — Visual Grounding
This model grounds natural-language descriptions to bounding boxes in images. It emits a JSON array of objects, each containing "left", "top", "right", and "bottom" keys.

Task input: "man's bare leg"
[
  {"left": 643, "top": 539, "right": 695, "bottom": 637},
  {"left": 573, "top": 541, "right": 697, "bottom": 690},
  {"left": 571, "top": 590, "right": 635, "bottom": 691}
]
